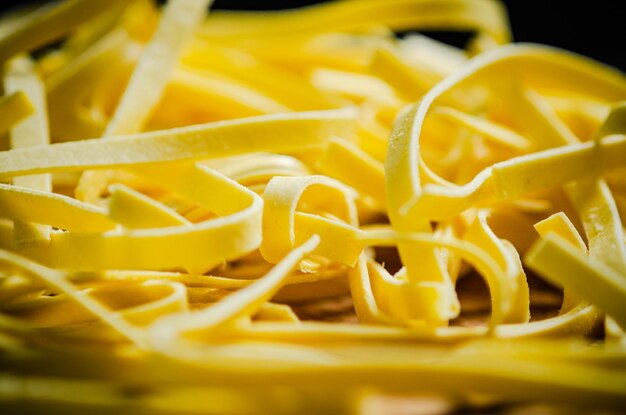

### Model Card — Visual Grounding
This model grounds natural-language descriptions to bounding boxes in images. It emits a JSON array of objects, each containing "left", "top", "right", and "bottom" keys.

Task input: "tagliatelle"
[
  {"left": 0, "top": 108, "right": 356, "bottom": 178},
  {"left": 0, "top": 0, "right": 625, "bottom": 413},
  {"left": 0, "top": 90, "right": 33, "bottom": 135},
  {"left": 4, "top": 57, "right": 52, "bottom": 249},
  {"left": 76, "top": 0, "right": 216, "bottom": 203},
  {"left": 199, "top": 0, "right": 511, "bottom": 53},
  {"left": 0, "top": 0, "right": 131, "bottom": 64},
  {"left": 0, "top": 183, "right": 116, "bottom": 232},
  {"left": 526, "top": 234, "right": 626, "bottom": 330}
]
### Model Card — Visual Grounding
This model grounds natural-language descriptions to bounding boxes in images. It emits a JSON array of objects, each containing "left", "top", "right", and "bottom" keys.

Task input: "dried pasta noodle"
[{"left": 0, "top": 0, "right": 625, "bottom": 413}]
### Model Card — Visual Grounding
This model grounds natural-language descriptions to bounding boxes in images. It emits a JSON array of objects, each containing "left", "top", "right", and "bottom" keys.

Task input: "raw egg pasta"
[{"left": 0, "top": 0, "right": 625, "bottom": 413}]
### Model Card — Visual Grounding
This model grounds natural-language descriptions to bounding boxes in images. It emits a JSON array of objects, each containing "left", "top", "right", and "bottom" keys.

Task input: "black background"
[{"left": 2, "top": 0, "right": 625, "bottom": 71}]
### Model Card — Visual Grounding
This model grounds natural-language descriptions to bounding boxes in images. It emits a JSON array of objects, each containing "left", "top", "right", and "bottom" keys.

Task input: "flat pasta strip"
[
  {"left": 105, "top": 0, "right": 215, "bottom": 136},
  {"left": 0, "top": 0, "right": 625, "bottom": 412},
  {"left": 107, "top": 184, "right": 191, "bottom": 229},
  {"left": 76, "top": 0, "right": 214, "bottom": 202},
  {"left": 0, "top": 91, "right": 33, "bottom": 135},
  {"left": 0, "top": 0, "right": 130, "bottom": 63},
  {"left": 0, "top": 183, "right": 116, "bottom": 232},
  {"left": 534, "top": 211, "right": 587, "bottom": 313},
  {"left": 4, "top": 57, "right": 52, "bottom": 248},
  {"left": 526, "top": 234, "right": 626, "bottom": 330},
  {"left": 317, "top": 138, "right": 387, "bottom": 210},
  {"left": 0, "top": 108, "right": 356, "bottom": 178},
  {"left": 0, "top": 249, "right": 145, "bottom": 346},
  {"left": 200, "top": 0, "right": 510, "bottom": 49}
]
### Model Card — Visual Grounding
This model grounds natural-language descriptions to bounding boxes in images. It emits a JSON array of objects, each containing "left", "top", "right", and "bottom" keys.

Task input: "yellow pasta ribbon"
[
  {"left": 0, "top": 0, "right": 131, "bottom": 63},
  {"left": 75, "top": 0, "right": 215, "bottom": 203},
  {"left": 200, "top": 0, "right": 510, "bottom": 49},
  {"left": 526, "top": 234, "right": 626, "bottom": 331},
  {"left": 4, "top": 57, "right": 52, "bottom": 249},
  {"left": 0, "top": 91, "right": 33, "bottom": 135},
  {"left": 1, "top": 0, "right": 625, "bottom": 412},
  {"left": 0, "top": 108, "right": 356, "bottom": 178}
]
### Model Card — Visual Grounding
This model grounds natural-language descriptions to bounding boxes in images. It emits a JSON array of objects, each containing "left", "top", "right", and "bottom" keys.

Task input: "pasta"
[{"left": 0, "top": 0, "right": 624, "bottom": 413}]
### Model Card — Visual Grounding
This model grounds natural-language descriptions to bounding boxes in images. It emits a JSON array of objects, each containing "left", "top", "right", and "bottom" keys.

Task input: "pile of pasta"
[{"left": 1, "top": 0, "right": 625, "bottom": 413}]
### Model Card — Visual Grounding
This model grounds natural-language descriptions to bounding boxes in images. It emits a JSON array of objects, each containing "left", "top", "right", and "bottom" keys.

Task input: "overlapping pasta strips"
[{"left": 0, "top": 0, "right": 625, "bottom": 413}]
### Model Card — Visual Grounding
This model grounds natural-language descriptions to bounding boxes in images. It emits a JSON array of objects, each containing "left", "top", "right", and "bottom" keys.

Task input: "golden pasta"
[{"left": 0, "top": 0, "right": 624, "bottom": 413}]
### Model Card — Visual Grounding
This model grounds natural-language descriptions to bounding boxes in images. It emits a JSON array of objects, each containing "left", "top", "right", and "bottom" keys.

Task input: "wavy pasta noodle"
[{"left": 0, "top": 0, "right": 625, "bottom": 413}]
